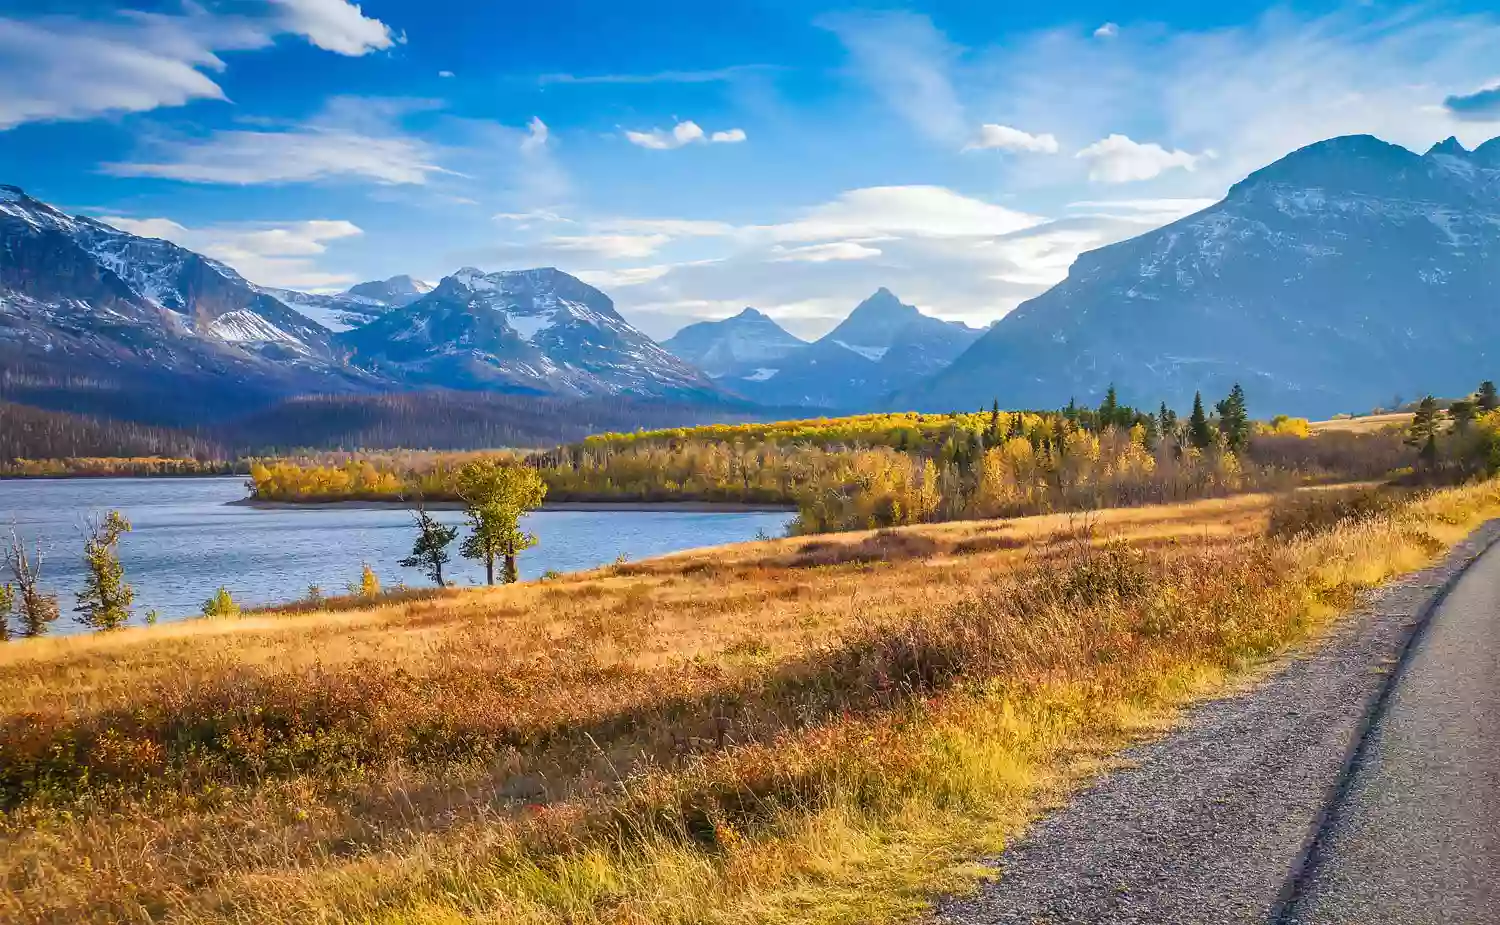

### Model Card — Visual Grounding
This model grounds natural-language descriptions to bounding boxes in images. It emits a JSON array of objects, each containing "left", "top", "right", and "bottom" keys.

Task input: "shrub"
[
  {"left": 201, "top": 587, "right": 240, "bottom": 618},
  {"left": 1267, "top": 487, "right": 1404, "bottom": 540}
]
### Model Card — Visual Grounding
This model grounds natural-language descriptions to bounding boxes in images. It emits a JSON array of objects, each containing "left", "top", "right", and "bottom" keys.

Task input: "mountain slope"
[
  {"left": 339, "top": 267, "right": 722, "bottom": 399},
  {"left": 718, "top": 289, "right": 982, "bottom": 409},
  {"left": 268, "top": 276, "right": 434, "bottom": 332},
  {"left": 900, "top": 134, "right": 1500, "bottom": 417},
  {"left": 662, "top": 307, "right": 807, "bottom": 378}
]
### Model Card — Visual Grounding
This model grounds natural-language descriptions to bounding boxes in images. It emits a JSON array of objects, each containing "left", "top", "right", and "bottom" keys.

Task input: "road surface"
[{"left": 934, "top": 522, "right": 1500, "bottom": 925}]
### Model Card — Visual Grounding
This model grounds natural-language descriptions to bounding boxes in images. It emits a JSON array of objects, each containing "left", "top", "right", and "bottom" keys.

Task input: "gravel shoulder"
[{"left": 934, "top": 521, "right": 1500, "bottom": 925}]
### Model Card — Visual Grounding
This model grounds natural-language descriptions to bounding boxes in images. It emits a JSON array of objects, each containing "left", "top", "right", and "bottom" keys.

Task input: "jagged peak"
[
  {"left": 1473, "top": 135, "right": 1500, "bottom": 165},
  {"left": 1426, "top": 136, "right": 1469, "bottom": 157},
  {"left": 732, "top": 306, "right": 771, "bottom": 321},
  {"left": 1228, "top": 133, "right": 1423, "bottom": 198}
]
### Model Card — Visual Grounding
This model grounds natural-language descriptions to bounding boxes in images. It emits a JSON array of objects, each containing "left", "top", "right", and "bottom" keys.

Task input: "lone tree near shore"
[
  {"left": 455, "top": 460, "right": 548, "bottom": 585},
  {"left": 5, "top": 529, "right": 60, "bottom": 638},
  {"left": 400, "top": 508, "right": 458, "bottom": 587},
  {"left": 75, "top": 510, "right": 135, "bottom": 632}
]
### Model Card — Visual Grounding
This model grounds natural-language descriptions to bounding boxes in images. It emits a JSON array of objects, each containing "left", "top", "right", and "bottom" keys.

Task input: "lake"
[{"left": 0, "top": 477, "right": 792, "bottom": 628}]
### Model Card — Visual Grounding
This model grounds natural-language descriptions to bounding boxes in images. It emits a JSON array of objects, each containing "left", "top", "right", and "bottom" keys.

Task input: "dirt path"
[{"left": 933, "top": 521, "right": 1500, "bottom": 925}]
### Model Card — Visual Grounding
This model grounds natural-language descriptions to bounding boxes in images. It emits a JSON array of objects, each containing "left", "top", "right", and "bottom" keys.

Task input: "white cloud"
[
  {"left": 965, "top": 124, "right": 1060, "bottom": 153},
  {"left": 1066, "top": 198, "right": 1219, "bottom": 222},
  {"left": 819, "top": 10, "right": 967, "bottom": 144},
  {"left": 1094, "top": 23, "right": 1120, "bottom": 39},
  {"left": 95, "top": 215, "right": 363, "bottom": 289},
  {"left": 438, "top": 70, "right": 455, "bottom": 78},
  {"left": 521, "top": 116, "right": 549, "bottom": 153},
  {"left": 0, "top": 4, "right": 401, "bottom": 130},
  {"left": 624, "top": 120, "right": 746, "bottom": 150},
  {"left": 106, "top": 128, "right": 446, "bottom": 185},
  {"left": 764, "top": 185, "right": 1041, "bottom": 241},
  {"left": 1075, "top": 134, "right": 1209, "bottom": 182},
  {"left": 770, "top": 241, "right": 883, "bottom": 263},
  {"left": 545, "top": 234, "right": 672, "bottom": 259},
  {"left": 269, "top": 0, "right": 398, "bottom": 56}
]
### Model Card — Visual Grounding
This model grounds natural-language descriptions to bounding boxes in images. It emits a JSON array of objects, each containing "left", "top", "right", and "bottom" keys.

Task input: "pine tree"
[
  {"left": 1098, "top": 385, "right": 1120, "bottom": 429},
  {"left": 987, "top": 399, "right": 1002, "bottom": 445},
  {"left": 400, "top": 508, "right": 459, "bottom": 587},
  {"left": 1479, "top": 381, "right": 1499, "bottom": 413},
  {"left": 1406, "top": 396, "right": 1440, "bottom": 464},
  {"left": 1188, "top": 391, "right": 1213, "bottom": 450},
  {"left": 1215, "top": 383, "right": 1251, "bottom": 454},
  {"left": 75, "top": 510, "right": 134, "bottom": 631},
  {"left": 1449, "top": 398, "right": 1477, "bottom": 430}
]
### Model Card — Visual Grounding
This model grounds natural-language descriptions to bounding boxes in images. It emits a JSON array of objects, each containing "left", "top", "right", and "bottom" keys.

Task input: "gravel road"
[
  {"left": 933, "top": 521, "right": 1500, "bottom": 925},
  {"left": 1283, "top": 531, "right": 1500, "bottom": 923}
]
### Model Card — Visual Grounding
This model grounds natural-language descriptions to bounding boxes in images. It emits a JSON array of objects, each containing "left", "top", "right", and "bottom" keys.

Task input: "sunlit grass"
[{"left": 3, "top": 480, "right": 1498, "bottom": 924}]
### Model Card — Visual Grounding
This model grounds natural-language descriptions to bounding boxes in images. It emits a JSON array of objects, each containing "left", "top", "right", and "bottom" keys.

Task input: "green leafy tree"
[
  {"left": 74, "top": 510, "right": 135, "bottom": 631},
  {"left": 6, "top": 530, "right": 59, "bottom": 638},
  {"left": 1215, "top": 383, "right": 1251, "bottom": 454},
  {"left": 1479, "top": 381, "right": 1499, "bottom": 413},
  {"left": 202, "top": 587, "right": 240, "bottom": 618},
  {"left": 456, "top": 460, "right": 548, "bottom": 584},
  {"left": 400, "top": 508, "right": 458, "bottom": 586},
  {"left": 1188, "top": 391, "right": 1213, "bottom": 450}
]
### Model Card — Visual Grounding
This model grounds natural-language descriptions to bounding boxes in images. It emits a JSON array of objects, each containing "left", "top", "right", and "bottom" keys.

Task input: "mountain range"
[
  {"left": 902, "top": 134, "right": 1500, "bottom": 417},
  {"left": 662, "top": 289, "right": 983, "bottom": 409},
  {"left": 7, "top": 130, "right": 1500, "bottom": 431}
]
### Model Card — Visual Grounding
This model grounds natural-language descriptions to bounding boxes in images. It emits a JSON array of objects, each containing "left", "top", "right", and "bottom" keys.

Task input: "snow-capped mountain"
[
  {"left": 661, "top": 307, "right": 807, "bottom": 377},
  {"left": 901, "top": 134, "right": 1500, "bottom": 418},
  {"left": 715, "top": 289, "right": 982, "bottom": 409},
  {"left": 267, "top": 276, "right": 432, "bottom": 332},
  {"left": 339, "top": 267, "right": 722, "bottom": 399},
  {"left": 0, "top": 185, "right": 367, "bottom": 415}
]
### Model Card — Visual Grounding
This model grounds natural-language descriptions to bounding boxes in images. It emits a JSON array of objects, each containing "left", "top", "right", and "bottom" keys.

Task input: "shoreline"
[{"left": 231, "top": 498, "right": 798, "bottom": 513}]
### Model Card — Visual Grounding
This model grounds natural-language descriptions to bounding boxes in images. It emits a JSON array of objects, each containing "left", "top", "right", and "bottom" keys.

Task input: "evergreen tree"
[
  {"left": 1098, "top": 385, "right": 1120, "bottom": 429},
  {"left": 456, "top": 460, "right": 548, "bottom": 584},
  {"left": 6, "top": 530, "right": 59, "bottom": 638},
  {"left": 1406, "top": 395, "right": 1440, "bottom": 462},
  {"left": 1479, "top": 381, "right": 1499, "bottom": 413},
  {"left": 1449, "top": 398, "right": 1477, "bottom": 430},
  {"left": 987, "top": 399, "right": 1002, "bottom": 445},
  {"left": 1188, "top": 392, "right": 1213, "bottom": 450},
  {"left": 1158, "top": 402, "right": 1179, "bottom": 441},
  {"left": 1215, "top": 384, "right": 1251, "bottom": 454},
  {"left": 400, "top": 508, "right": 458, "bottom": 587},
  {"left": 75, "top": 510, "right": 134, "bottom": 631},
  {"left": 1064, "top": 397, "right": 1078, "bottom": 423}
]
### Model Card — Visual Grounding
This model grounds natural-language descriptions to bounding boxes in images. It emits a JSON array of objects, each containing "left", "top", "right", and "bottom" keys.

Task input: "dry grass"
[
  {"left": 2, "top": 482, "right": 1498, "bottom": 925},
  {"left": 1309, "top": 412, "right": 1413, "bottom": 434}
]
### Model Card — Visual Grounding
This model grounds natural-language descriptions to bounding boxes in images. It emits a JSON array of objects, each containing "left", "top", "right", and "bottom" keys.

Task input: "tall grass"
[{"left": 2, "top": 481, "right": 1498, "bottom": 924}]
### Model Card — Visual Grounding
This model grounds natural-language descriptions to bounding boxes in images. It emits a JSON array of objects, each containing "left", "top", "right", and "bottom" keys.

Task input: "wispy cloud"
[
  {"left": 538, "top": 65, "right": 775, "bottom": 85},
  {"left": 770, "top": 241, "right": 882, "bottom": 263},
  {"left": 105, "top": 98, "right": 450, "bottom": 185},
  {"left": 94, "top": 215, "right": 363, "bottom": 289},
  {"left": 818, "top": 10, "right": 966, "bottom": 144},
  {"left": 0, "top": 2, "right": 401, "bottom": 130}
]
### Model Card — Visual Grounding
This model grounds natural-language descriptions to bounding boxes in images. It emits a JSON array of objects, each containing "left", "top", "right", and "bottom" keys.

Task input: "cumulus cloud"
[
  {"left": 269, "top": 0, "right": 398, "bottom": 56},
  {"left": 1094, "top": 23, "right": 1120, "bottom": 39},
  {"left": 94, "top": 215, "right": 363, "bottom": 289},
  {"left": 0, "top": 3, "right": 401, "bottom": 130},
  {"left": 770, "top": 241, "right": 883, "bottom": 263},
  {"left": 624, "top": 120, "right": 746, "bottom": 150},
  {"left": 965, "top": 124, "right": 1060, "bottom": 153},
  {"left": 1075, "top": 134, "right": 1209, "bottom": 182},
  {"left": 1444, "top": 83, "right": 1500, "bottom": 121}
]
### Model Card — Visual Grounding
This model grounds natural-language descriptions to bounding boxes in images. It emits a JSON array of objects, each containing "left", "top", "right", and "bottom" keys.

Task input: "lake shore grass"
[
  {"left": 3, "top": 481, "right": 1498, "bottom": 924},
  {"left": 229, "top": 498, "right": 799, "bottom": 513}
]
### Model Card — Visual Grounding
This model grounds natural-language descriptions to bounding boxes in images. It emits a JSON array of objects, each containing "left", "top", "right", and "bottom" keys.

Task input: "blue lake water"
[{"left": 0, "top": 477, "right": 792, "bottom": 628}]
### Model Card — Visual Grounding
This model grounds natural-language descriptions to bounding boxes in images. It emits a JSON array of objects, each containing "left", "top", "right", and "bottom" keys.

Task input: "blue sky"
[{"left": 4, "top": 1, "right": 1500, "bottom": 339}]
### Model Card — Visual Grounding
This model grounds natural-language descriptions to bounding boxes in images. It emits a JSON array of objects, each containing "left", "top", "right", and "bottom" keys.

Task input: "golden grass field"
[
  {"left": 1309, "top": 412, "right": 1414, "bottom": 434},
  {"left": 3, "top": 481, "right": 1499, "bottom": 925}
]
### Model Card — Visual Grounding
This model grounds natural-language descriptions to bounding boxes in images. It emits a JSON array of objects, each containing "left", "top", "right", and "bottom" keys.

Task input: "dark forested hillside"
[{"left": 0, "top": 400, "right": 225, "bottom": 461}]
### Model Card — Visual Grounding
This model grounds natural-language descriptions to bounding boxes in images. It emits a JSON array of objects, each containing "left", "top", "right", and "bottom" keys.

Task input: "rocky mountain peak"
[{"left": 1426, "top": 136, "right": 1469, "bottom": 157}]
